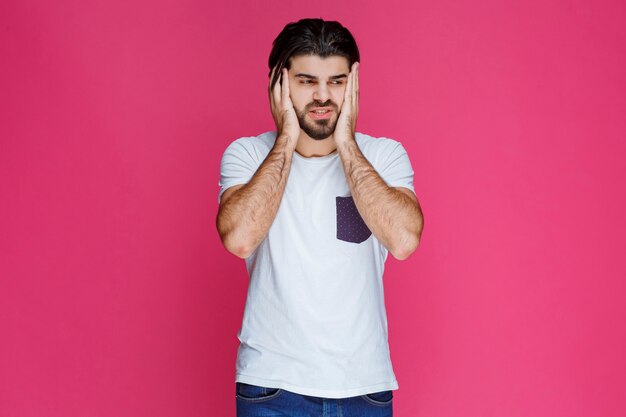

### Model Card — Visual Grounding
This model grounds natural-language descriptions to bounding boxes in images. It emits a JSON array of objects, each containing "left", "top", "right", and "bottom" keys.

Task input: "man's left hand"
[{"left": 335, "top": 62, "right": 359, "bottom": 145}]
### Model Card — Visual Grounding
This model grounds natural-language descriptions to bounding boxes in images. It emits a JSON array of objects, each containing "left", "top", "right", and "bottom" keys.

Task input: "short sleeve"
[
  {"left": 378, "top": 142, "right": 415, "bottom": 194},
  {"left": 218, "top": 138, "right": 262, "bottom": 203}
]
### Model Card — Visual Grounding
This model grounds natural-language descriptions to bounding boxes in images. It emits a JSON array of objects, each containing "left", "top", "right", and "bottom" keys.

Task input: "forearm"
[
  {"left": 217, "top": 135, "right": 295, "bottom": 258},
  {"left": 337, "top": 138, "right": 423, "bottom": 259}
]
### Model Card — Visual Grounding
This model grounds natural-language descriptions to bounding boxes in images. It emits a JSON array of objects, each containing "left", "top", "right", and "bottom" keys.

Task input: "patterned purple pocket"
[{"left": 336, "top": 196, "right": 372, "bottom": 244}]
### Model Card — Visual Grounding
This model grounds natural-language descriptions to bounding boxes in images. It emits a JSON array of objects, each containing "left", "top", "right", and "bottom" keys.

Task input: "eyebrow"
[{"left": 294, "top": 73, "right": 348, "bottom": 80}]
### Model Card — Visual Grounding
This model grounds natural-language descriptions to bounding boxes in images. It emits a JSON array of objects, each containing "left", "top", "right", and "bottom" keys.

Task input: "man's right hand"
[
  {"left": 269, "top": 66, "right": 300, "bottom": 144},
  {"left": 217, "top": 67, "right": 301, "bottom": 259}
]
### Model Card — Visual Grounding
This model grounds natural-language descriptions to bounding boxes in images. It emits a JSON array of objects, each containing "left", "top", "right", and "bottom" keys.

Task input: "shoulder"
[
  {"left": 221, "top": 131, "right": 277, "bottom": 159},
  {"left": 355, "top": 132, "right": 406, "bottom": 159},
  {"left": 355, "top": 132, "right": 415, "bottom": 191}
]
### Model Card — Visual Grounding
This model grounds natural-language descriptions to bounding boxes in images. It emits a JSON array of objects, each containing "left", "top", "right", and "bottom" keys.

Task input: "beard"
[{"left": 294, "top": 100, "right": 339, "bottom": 140}]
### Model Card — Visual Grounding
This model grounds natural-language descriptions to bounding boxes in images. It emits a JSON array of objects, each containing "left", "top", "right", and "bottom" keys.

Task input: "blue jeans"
[{"left": 236, "top": 382, "right": 393, "bottom": 417}]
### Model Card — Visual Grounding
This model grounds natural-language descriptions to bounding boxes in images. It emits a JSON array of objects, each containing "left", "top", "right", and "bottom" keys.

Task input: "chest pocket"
[{"left": 335, "top": 196, "right": 372, "bottom": 244}]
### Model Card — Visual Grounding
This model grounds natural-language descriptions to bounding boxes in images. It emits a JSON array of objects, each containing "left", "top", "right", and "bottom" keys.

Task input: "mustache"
[{"left": 305, "top": 100, "right": 338, "bottom": 111}]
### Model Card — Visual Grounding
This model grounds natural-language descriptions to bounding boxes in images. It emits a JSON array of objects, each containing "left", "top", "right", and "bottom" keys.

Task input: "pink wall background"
[{"left": 1, "top": 1, "right": 625, "bottom": 416}]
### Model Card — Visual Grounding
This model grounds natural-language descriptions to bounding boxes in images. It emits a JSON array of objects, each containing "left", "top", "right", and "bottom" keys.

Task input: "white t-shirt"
[{"left": 218, "top": 131, "right": 415, "bottom": 398}]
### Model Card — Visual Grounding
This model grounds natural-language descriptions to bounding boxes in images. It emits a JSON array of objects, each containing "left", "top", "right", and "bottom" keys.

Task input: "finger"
[
  {"left": 269, "top": 66, "right": 276, "bottom": 92},
  {"left": 354, "top": 62, "right": 359, "bottom": 109},
  {"left": 352, "top": 63, "right": 358, "bottom": 102},
  {"left": 269, "top": 66, "right": 277, "bottom": 105},
  {"left": 272, "top": 67, "right": 282, "bottom": 106},
  {"left": 281, "top": 68, "right": 290, "bottom": 106},
  {"left": 355, "top": 63, "right": 359, "bottom": 97},
  {"left": 343, "top": 65, "right": 352, "bottom": 104}
]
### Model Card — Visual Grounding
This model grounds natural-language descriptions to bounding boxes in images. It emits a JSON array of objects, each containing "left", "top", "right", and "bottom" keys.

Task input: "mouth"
[{"left": 308, "top": 107, "right": 333, "bottom": 120}]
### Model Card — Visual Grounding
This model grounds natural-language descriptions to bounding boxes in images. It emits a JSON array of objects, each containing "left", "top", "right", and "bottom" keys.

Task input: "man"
[{"left": 217, "top": 18, "right": 424, "bottom": 417}]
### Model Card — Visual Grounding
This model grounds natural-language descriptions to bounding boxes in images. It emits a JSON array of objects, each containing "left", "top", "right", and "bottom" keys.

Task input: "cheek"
[
  {"left": 334, "top": 93, "right": 345, "bottom": 109},
  {"left": 334, "top": 86, "right": 347, "bottom": 107},
  {"left": 288, "top": 86, "right": 309, "bottom": 105}
]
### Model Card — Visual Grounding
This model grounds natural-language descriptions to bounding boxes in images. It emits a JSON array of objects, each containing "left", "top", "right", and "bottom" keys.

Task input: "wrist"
[
  {"left": 275, "top": 133, "right": 298, "bottom": 152},
  {"left": 334, "top": 132, "right": 355, "bottom": 149}
]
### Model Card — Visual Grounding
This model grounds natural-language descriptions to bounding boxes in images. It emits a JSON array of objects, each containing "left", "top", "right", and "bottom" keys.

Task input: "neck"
[{"left": 294, "top": 131, "right": 337, "bottom": 158}]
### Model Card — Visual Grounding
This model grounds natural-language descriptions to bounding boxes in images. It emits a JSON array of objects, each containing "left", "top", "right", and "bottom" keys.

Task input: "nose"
[{"left": 312, "top": 82, "right": 330, "bottom": 103}]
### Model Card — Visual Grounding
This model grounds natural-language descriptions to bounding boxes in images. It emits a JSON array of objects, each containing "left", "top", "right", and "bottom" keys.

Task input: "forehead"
[{"left": 289, "top": 55, "right": 350, "bottom": 77}]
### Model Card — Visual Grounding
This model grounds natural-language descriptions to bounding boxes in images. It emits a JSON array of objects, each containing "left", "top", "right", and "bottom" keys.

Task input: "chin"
[
  {"left": 304, "top": 128, "right": 335, "bottom": 141},
  {"left": 302, "top": 121, "right": 337, "bottom": 141},
  {"left": 311, "top": 135, "right": 332, "bottom": 141}
]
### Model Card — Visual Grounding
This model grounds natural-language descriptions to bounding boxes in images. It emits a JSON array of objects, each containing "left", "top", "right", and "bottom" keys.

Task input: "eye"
[
  {"left": 330, "top": 80, "right": 344, "bottom": 85},
  {"left": 299, "top": 80, "right": 313, "bottom": 85}
]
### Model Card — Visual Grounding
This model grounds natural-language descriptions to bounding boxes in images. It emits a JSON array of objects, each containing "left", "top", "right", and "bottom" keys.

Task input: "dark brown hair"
[{"left": 268, "top": 18, "right": 360, "bottom": 89}]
